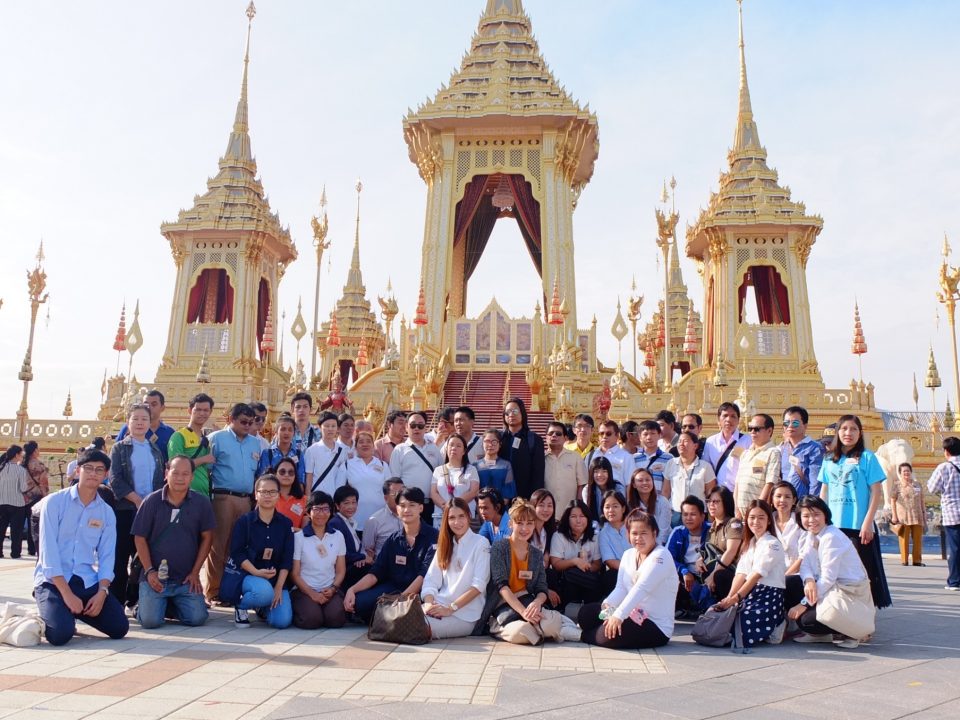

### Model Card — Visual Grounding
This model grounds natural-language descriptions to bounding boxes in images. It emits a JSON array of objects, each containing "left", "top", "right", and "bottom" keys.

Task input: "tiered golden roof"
[{"left": 686, "top": 3, "right": 822, "bottom": 258}]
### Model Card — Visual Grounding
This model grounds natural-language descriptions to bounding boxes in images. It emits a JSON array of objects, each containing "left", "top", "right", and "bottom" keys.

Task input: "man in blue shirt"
[
  {"left": 343, "top": 487, "right": 438, "bottom": 622},
  {"left": 204, "top": 403, "right": 260, "bottom": 604},
  {"left": 34, "top": 449, "right": 129, "bottom": 645},
  {"left": 132, "top": 455, "right": 216, "bottom": 629},
  {"left": 115, "top": 389, "right": 176, "bottom": 463},
  {"left": 778, "top": 406, "right": 824, "bottom": 497}
]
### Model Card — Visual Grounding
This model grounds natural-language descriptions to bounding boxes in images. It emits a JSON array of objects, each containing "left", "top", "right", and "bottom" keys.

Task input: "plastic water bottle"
[{"left": 158, "top": 559, "right": 169, "bottom": 582}]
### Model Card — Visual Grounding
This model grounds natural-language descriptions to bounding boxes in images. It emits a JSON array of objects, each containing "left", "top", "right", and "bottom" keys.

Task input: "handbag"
[
  {"left": 367, "top": 593, "right": 430, "bottom": 645},
  {"left": 691, "top": 603, "right": 738, "bottom": 647},
  {"left": 817, "top": 580, "right": 875, "bottom": 640},
  {"left": 219, "top": 558, "right": 246, "bottom": 606},
  {"left": 0, "top": 602, "right": 43, "bottom": 647},
  {"left": 698, "top": 542, "right": 726, "bottom": 575}
]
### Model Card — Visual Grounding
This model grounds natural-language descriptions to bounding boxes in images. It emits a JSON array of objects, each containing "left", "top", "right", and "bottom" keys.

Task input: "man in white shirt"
[
  {"left": 389, "top": 412, "right": 443, "bottom": 523},
  {"left": 304, "top": 412, "right": 348, "bottom": 495},
  {"left": 544, "top": 421, "right": 587, "bottom": 517},
  {"left": 453, "top": 406, "right": 484, "bottom": 464},
  {"left": 734, "top": 414, "right": 782, "bottom": 514},
  {"left": 595, "top": 419, "right": 633, "bottom": 490},
  {"left": 702, "top": 403, "right": 752, "bottom": 493}
]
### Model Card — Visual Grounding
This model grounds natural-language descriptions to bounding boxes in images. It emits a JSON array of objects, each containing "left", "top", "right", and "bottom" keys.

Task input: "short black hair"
[
  {"left": 397, "top": 486, "right": 426, "bottom": 505},
  {"left": 338, "top": 413, "right": 354, "bottom": 424},
  {"left": 230, "top": 402, "right": 255, "bottom": 420},
  {"left": 382, "top": 477, "right": 404, "bottom": 495},
  {"left": 655, "top": 410, "right": 676, "bottom": 425},
  {"left": 680, "top": 494, "right": 706, "bottom": 515},
  {"left": 752, "top": 413, "right": 775, "bottom": 430},
  {"left": 189, "top": 393, "right": 215, "bottom": 409},
  {"left": 681, "top": 413, "right": 703, "bottom": 428},
  {"left": 250, "top": 402, "right": 267, "bottom": 415},
  {"left": 435, "top": 407, "right": 455, "bottom": 422},
  {"left": 944, "top": 437, "right": 960, "bottom": 457},
  {"left": 77, "top": 448, "right": 111, "bottom": 471},
  {"left": 573, "top": 413, "right": 595, "bottom": 428},
  {"left": 717, "top": 402, "right": 741, "bottom": 418},
  {"left": 291, "top": 391, "right": 313, "bottom": 408},
  {"left": 477, "top": 486, "right": 505, "bottom": 513},
  {"left": 168, "top": 454, "right": 196, "bottom": 472},
  {"left": 317, "top": 411, "right": 339, "bottom": 427},
  {"left": 454, "top": 406, "right": 476, "bottom": 421},
  {"left": 306, "top": 490, "right": 334, "bottom": 514},
  {"left": 638, "top": 419, "right": 660, "bottom": 434},
  {"left": 333, "top": 484, "right": 359, "bottom": 504},
  {"left": 783, "top": 406, "right": 809, "bottom": 424},
  {"left": 146, "top": 389, "right": 166, "bottom": 405},
  {"left": 386, "top": 410, "right": 407, "bottom": 424},
  {"left": 797, "top": 495, "right": 833, "bottom": 526},
  {"left": 547, "top": 420, "right": 567, "bottom": 435}
]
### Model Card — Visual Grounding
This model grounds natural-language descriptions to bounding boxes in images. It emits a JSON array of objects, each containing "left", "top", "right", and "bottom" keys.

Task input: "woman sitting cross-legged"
[
  {"left": 715, "top": 499, "right": 786, "bottom": 651},
  {"left": 788, "top": 495, "right": 873, "bottom": 649},
  {"left": 230, "top": 475, "right": 294, "bottom": 628},
  {"left": 478, "top": 499, "right": 570, "bottom": 644},
  {"left": 578, "top": 510, "right": 679, "bottom": 649},
  {"left": 550, "top": 500, "right": 604, "bottom": 611},
  {"left": 598, "top": 490, "right": 630, "bottom": 594},
  {"left": 290, "top": 491, "right": 347, "bottom": 629},
  {"left": 421, "top": 498, "right": 491, "bottom": 639}
]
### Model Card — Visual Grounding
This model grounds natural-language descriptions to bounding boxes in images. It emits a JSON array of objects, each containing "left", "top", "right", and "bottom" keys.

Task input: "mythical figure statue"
[{"left": 320, "top": 368, "right": 353, "bottom": 412}]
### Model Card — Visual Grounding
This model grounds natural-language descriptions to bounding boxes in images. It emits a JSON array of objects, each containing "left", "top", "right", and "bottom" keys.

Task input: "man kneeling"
[
  {"left": 34, "top": 449, "right": 129, "bottom": 645},
  {"left": 133, "top": 455, "right": 216, "bottom": 628}
]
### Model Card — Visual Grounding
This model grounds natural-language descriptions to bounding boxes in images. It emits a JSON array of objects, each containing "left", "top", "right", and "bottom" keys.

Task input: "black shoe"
[{"left": 913, "top": 563, "right": 926, "bottom": 567}]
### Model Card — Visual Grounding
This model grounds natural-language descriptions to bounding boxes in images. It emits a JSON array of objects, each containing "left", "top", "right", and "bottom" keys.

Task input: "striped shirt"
[
  {"left": 0, "top": 463, "right": 30, "bottom": 507},
  {"left": 928, "top": 458, "right": 960, "bottom": 526}
]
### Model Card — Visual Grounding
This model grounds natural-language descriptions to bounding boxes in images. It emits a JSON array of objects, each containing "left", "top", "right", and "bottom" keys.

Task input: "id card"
[
  {"left": 262, "top": 547, "right": 273, "bottom": 561},
  {"left": 512, "top": 437, "right": 522, "bottom": 450},
  {"left": 395, "top": 555, "right": 407, "bottom": 565},
  {"left": 88, "top": 518, "right": 103, "bottom": 528},
  {"left": 518, "top": 570, "right": 534, "bottom": 580}
]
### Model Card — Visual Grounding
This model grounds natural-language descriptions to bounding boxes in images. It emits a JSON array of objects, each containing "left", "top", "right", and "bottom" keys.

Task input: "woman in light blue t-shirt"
[{"left": 817, "top": 414, "right": 891, "bottom": 608}]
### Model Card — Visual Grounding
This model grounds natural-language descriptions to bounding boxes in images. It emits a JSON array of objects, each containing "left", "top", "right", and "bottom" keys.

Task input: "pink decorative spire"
[{"left": 683, "top": 300, "right": 698, "bottom": 356}]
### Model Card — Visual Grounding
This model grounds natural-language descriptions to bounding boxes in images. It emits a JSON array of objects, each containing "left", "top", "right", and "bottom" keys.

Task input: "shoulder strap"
[
  {"left": 311, "top": 447, "right": 343, "bottom": 492},
  {"left": 409, "top": 444, "right": 435, "bottom": 473},
  {"left": 713, "top": 437, "right": 738, "bottom": 474},
  {"left": 466, "top": 435, "right": 480, "bottom": 454}
]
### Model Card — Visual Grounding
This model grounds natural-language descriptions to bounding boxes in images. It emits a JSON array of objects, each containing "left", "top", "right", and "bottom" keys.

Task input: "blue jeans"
[
  {"left": 239, "top": 575, "right": 292, "bottom": 628},
  {"left": 35, "top": 576, "right": 129, "bottom": 646},
  {"left": 137, "top": 580, "right": 209, "bottom": 629},
  {"left": 946, "top": 524, "right": 960, "bottom": 588}
]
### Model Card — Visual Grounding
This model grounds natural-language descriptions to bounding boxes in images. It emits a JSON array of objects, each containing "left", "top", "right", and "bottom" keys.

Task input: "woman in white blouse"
[
  {"left": 290, "top": 491, "right": 347, "bottom": 629},
  {"left": 421, "top": 497, "right": 491, "bottom": 639},
  {"left": 578, "top": 510, "right": 678, "bottom": 648},
  {"left": 716, "top": 499, "right": 786, "bottom": 651},
  {"left": 431, "top": 434, "right": 480, "bottom": 513},
  {"left": 788, "top": 496, "right": 871, "bottom": 649},
  {"left": 626, "top": 468, "right": 672, "bottom": 545},
  {"left": 662, "top": 431, "right": 716, "bottom": 527},
  {"left": 771, "top": 481, "right": 803, "bottom": 574},
  {"left": 345, "top": 431, "right": 388, "bottom": 532}
]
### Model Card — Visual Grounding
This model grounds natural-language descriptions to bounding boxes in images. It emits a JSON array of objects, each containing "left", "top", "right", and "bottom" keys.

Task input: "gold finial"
[
  {"left": 944, "top": 232, "right": 952, "bottom": 260},
  {"left": 62, "top": 389, "right": 73, "bottom": 419},
  {"left": 926, "top": 345, "right": 942, "bottom": 389},
  {"left": 733, "top": 0, "right": 761, "bottom": 152},
  {"left": 660, "top": 179, "right": 669, "bottom": 204},
  {"left": 246, "top": 1, "right": 256, "bottom": 21},
  {"left": 36, "top": 240, "right": 45, "bottom": 266},
  {"left": 912, "top": 371, "right": 919, "bottom": 411},
  {"left": 611, "top": 298, "right": 628, "bottom": 343}
]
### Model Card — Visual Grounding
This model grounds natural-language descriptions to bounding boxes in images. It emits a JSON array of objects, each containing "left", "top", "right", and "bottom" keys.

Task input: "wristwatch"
[
  {"left": 99, "top": 586, "right": 110, "bottom": 597},
  {"left": 450, "top": 601, "right": 459, "bottom": 612}
]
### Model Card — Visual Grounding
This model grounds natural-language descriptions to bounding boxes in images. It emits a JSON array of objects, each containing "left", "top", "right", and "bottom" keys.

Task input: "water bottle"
[{"left": 158, "top": 559, "right": 169, "bottom": 582}]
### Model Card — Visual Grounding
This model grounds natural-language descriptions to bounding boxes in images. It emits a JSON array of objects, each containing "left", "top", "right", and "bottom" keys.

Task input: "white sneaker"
[
  {"left": 833, "top": 637, "right": 860, "bottom": 649},
  {"left": 768, "top": 620, "right": 786, "bottom": 645},
  {"left": 944, "top": 585, "right": 960, "bottom": 592},
  {"left": 793, "top": 632, "right": 833, "bottom": 644},
  {"left": 234, "top": 608, "right": 251, "bottom": 628}
]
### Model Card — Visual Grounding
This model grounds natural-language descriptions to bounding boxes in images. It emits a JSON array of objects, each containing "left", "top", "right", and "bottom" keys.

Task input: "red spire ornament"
[
  {"left": 644, "top": 339, "right": 657, "bottom": 369},
  {"left": 260, "top": 301, "right": 276, "bottom": 357},
  {"left": 327, "top": 311, "right": 341, "bottom": 347},
  {"left": 355, "top": 338, "right": 369, "bottom": 372},
  {"left": 683, "top": 300, "right": 699, "bottom": 357},
  {"left": 655, "top": 313, "right": 666, "bottom": 349},
  {"left": 548, "top": 275, "right": 563, "bottom": 326},
  {"left": 414, "top": 284, "right": 428, "bottom": 327}
]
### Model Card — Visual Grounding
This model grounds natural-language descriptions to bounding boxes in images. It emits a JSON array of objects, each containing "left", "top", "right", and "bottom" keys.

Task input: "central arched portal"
[{"left": 450, "top": 173, "right": 542, "bottom": 318}]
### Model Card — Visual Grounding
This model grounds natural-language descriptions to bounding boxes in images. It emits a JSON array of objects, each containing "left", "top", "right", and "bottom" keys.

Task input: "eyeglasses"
[
  {"left": 574, "top": 424, "right": 592, "bottom": 431},
  {"left": 276, "top": 469, "right": 296, "bottom": 477},
  {"left": 80, "top": 464, "right": 107, "bottom": 474},
  {"left": 546, "top": 430, "right": 564, "bottom": 436},
  {"left": 237, "top": 419, "right": 254, "bottom": 426},
  {"left": 747, "top": 426, "right": 768, "bottom": 433},
  {"left": 408, "top": 423, "right": 425, "bottom": 430},
  {"left": 256, "top": 489, "right": 279, "bottom": 497},
  {"left": 309, "top": 506, "right": 331, "bottom": 514},
  {"left": 782, "top": 420, "right": 802, "bottom": 428},
  {"left": 254, "top": 416, "right": 267, "bottom": 424},
  {"left": 503, "top": 409, "right": 520, "bottom": 416}
]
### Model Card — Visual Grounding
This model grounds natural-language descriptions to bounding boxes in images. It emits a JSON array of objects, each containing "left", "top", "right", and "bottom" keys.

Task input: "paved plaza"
[{"left": 0, "top": 552, "right": 958, "bottom": 720}]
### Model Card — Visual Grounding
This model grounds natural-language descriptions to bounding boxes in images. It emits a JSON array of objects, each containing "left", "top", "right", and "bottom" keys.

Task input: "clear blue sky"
[{"left": 1, "top": 0, "right": 958, "bottom": 421}]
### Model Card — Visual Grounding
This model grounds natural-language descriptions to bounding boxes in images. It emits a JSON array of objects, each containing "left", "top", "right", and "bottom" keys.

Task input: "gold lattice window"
[
  {"left": 772, "top": 248, "right": 787, "bottom": 268},
  {"left": 456, "top": 151, "right": 471, "bottom": 186},
  {"left": 527, "top": 149, "right": 541, "bottom": 186},
  {"left": 492, "top": 148, "right": 505, "bottom": 166},
  {"left": 475, "top": 150, "right": 488, "bottom": 167},
  {"left": 510, "top": 149, "right": 522, "bottom": 167}
]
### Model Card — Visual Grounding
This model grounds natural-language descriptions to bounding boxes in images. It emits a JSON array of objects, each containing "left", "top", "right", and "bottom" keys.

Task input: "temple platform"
[{"left": 0, "top": 549, "right": 957, "bottom": 719}]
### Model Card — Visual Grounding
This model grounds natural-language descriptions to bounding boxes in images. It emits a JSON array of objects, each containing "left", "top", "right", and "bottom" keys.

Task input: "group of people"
[{"left": 10, "top": 389, "right": 960, "bottom": 653}]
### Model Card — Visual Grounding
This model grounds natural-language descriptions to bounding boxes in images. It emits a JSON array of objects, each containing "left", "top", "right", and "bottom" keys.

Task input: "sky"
[{"left": 1, "top": 0, "right": 959, "bottom": 423}]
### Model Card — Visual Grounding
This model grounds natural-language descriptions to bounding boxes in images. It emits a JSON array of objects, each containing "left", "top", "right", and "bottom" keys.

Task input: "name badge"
[
  {"left": 518, "top": 570, "right": 534, "bottom": 580},
  {"left": 395, "top": 555, "right": 407, "bottom": 565},
  {"left": 292, "top": 504, "right": 302, "bottom": 515},
  {"left": 752, "top": 464, "right": 764, "bottom": 474},
  {"left": 171, "top": 509, "right": 181, "bottom": 523},
  {"left": 789, "top": 455, "right": 800, "bottom": 468},
  {"left": 512, "top": 437, "right": 521, "bottom": 450},
  {"left": 651, "top": 463, "right": 665, "bottom": 473},
  {"left": 262, "top": 548, "right": 273, "bottom": 561},
  {"left": 88, "top": 518, "right": 103, "bottom": 528},
  {"left": 844, "top": 458, "right": 859, "bottom": 466}
]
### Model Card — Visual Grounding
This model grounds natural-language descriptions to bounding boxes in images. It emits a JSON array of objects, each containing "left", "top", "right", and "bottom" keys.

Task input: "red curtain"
[
  {"left": 187, "top": 269, "right": 234, "bottom": 324},
  {"left": 742, "top": 266, "right": 791, "bottom": 324},
  {"left": 706, "top": 277, "right": 714, "bottom": 365},
  {"left": 256, "top": 278, "right": 269, "bottom": 358},
  {"left": 464, "top": 193, "right": 500, "bottom": 282},
  {"left": 508, "top": 175, "right": 542, "bottom": 275},
  {"left": 454, "top": 175, "right": 491, "bottom": 243}
]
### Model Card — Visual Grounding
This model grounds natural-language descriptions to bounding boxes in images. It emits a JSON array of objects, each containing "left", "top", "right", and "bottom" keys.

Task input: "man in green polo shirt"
[{"left": 167, "top": 393, "right": 216, "bottom": 496}]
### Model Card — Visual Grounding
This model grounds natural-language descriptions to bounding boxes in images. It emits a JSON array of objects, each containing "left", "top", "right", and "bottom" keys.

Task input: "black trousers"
[
  {"left": 0, "top": 504, "right": 26, "bottom": 558},
  {"left": 578, "top": 602, "right": 670, "bottom": 649},
  {"left": 110, "top": 505, "right": 137, "bottom": 605}
]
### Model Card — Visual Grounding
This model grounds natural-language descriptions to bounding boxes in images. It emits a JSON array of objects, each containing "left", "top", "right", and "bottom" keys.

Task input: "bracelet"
[
  {"left": 145, "top": 567, "right": 157, "bottom": 576},
  {"left": 734, "top": 591, "right": 742, "bottom": 601}
]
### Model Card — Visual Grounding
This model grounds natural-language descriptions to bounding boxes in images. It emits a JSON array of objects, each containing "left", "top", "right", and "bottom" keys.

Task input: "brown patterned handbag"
[{"left": 367, "top": 593, "right": 430, "bottom": 645}]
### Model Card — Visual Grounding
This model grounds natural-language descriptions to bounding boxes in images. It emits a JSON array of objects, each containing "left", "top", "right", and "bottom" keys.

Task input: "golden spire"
[
  {"left": 224, "top": 2, "right": 256, "bottom": 165},
  {"left": 733, "top": 0, "right": 761, "bottom": 154},
  {"left": 346, "top": 179, "right": 364, "bottom": 292},
  {"left": 484, "top": 0, "right": 524, "bottom": 16}
]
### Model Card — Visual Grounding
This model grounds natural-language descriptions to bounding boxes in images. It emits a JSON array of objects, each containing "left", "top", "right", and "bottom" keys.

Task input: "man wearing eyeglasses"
[
  {"left": 34, "top": 449, "right": 129, "bottom": 645},
  {"left": 702, "top": 403, "right": 752, "bottom": 494},
  {"left": 778, "top": 406, "right": 824, "bottom": 497},
  {"left": 565, "top": 413, "right": 596, "bottom": 469},
  {"left": 544, "top": 421, "right": 587, "bottom": 517},
  {"left": 680, "top": 414, "right": 707, "bottom": 458},
  {"left": 389, "top": 412, "right": 443, "bottom": 523},
  {"left": 205, "top": 403, "right": 261, "bottom": 604},
  {"left": 733, "top": 414, "right": 782, "bottom": 516},
  {"left": 594, "top": 419, "right": 633, "bottom": 491}
]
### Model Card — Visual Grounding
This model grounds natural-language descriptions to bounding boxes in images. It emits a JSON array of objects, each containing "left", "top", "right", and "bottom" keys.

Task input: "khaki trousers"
[{"left": 204, "top": 493, "right": 252, "bottom": 601}]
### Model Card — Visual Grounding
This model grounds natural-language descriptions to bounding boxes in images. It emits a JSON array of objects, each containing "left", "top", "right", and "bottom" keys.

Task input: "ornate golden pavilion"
[{"left": 12, "top": 0, "right": 941, "bottom": 475}]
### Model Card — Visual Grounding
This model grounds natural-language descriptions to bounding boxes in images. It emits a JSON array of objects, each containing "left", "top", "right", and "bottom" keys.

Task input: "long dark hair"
[
  {"left": 444, "top": 433, "right": 470, "bottom": 469},
  {"left": 503, "top": 396, "right": 529, "bottom": 431},
  {"left": 585, "top": 456, "right": 614, "bottom": 519},
  {"left": 558, "top": 499, "right": 595, "bottom": 543},
  {"left": 740, "top": 499, "right": 775, "bottom": 549},
  {"left": 22, "top": 441, "right": 39, "bottom": 464},
  {"left": 0, "top": 445, "right": 23, "bottom": 471},
  {"left": 706, "top": 486, "right": 735, "bottom": 522},
  {"left": 627, "top": 467, "right": 658, "bottom": 516},
  {"left": 436, "top": 497, "right": 472, "bottom": 571},
  {"left": 831, "top": 414, "right": 865, "bottom": 461},
  {"left": 272, "top": 457, "right": 303, "bottom": 499},
  {"left": 530, "top": 488, "right": 557, "bottom": 535}
]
